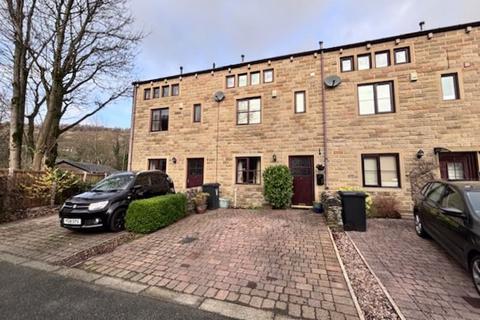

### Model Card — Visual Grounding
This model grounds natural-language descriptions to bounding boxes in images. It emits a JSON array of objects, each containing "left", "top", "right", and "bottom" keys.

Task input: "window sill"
[
  {"left": 358, "top": 113, "right": 396, "bottom": 117},
  {"left": 236, "top": 123, "right": 262, "bottom": 127},
  {"left": 362, "top": 186, "right": 403, "bottom": 192}
]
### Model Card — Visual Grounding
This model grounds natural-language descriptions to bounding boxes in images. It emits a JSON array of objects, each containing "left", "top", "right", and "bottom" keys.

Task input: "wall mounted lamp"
[
  {"left": 416, "top": 149, "right": 424, "bottom": 159},
  {"left": 272, "top": 154, "right": 277, "bottom": 162},
  {"left": 172, "top": 157, "right": 177, "bottom": 164}
]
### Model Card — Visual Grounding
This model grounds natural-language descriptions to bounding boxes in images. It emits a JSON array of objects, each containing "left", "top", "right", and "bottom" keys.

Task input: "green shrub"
[
  {"left": 21, "top": 167, "right": 80, "bottom": 205},
  {"left": 337, "top": 186, "right": 373, "bottom": 217},
  {"left": 263, "top": 165, "right": 293, "bottom": 209},
  {"left": 125, "top": 193, "right": 187, "bottom": 234}
]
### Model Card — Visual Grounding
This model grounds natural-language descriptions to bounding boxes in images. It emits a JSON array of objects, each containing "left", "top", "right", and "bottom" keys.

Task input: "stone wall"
[{"left": 131, "top": 24, "right": 480, "bottom": 214}]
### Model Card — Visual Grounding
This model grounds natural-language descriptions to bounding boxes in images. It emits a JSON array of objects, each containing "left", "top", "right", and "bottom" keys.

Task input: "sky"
[{"left": 93, "top": 0, "right": 480, "bottom": 128}]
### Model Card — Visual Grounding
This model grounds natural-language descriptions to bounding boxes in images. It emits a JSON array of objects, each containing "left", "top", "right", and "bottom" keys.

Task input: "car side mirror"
[
  {"left": 440, "top": 207, "right": 466, "bottom": 218},
  {"left": 132, "top": 185, "right": 143, "bottom": 194}
]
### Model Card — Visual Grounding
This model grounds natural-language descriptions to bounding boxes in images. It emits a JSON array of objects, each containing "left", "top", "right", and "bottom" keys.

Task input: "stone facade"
[{"left": 130, "top": 22, "right": 480, "bottom": 214}]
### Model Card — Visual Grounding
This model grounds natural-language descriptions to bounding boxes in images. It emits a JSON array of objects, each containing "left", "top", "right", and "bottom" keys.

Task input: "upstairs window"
[
  {"left": 193, "top": 104, "right": 201, "bottom": 123},
  {"left": 362, "top": 154, "right": 400, "bottom": 188},
  {"left": 238, "top": 74, "right": 247, "bottom": 87},
  {"left": 357, "top": 54, "right": 371, "bottom": 70},
  {"left": 394, "top": 47, "right": 410, "bottom": 64},
  {"left": 144, "top": 88, "right": 151, "bottom": 100},
  {"left": 148, "top": 158, "right": 166, "bottom": 172},
  {"left": 375, "top": 51, "right": 390, "bottom": 68},
  {"left": 151, "top": 108, "right": 169, "bottom": 132},
  {"left": 161, "top": 85, "right": 169, "bottom": 97},
  {"left": 294, "top": 91, "right": 306, "bottom": 113},
  {"left": 250, "top": 71, "right": 260, "bottom": 85},
  {"left": 236, "top": 157, "right": 261, "bottom": 185},
  {"left": 340, "top": 56, "right": 354, "bottom": 72},
  {"left": 153, "top": 87, "right": 160, "bottom": 99},
  {"left": 358, "top": 81, "right": 394, "bottom": 115},
  {"left": 226, "top": 75, "right": 235, "bottom": 88},
  {"left": 237, "top": 97, "right": 261, "bottom": 125},
  {"left": 263, "top": 69, "right": 274, "bottom": 83},
  {"left": 441, "top": 73, "right": 460, "bottom": 100},
  {"left": 171, "top": 84, "right": 179, "bottom": 96}
]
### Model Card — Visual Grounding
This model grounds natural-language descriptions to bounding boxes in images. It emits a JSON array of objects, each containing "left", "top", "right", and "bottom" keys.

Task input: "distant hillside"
[
  {"left": 0, "top": 124, "right": 130, "bottom": 170},
  {"left": 58, "top": 126, "right": 130, "bottom": 170}
]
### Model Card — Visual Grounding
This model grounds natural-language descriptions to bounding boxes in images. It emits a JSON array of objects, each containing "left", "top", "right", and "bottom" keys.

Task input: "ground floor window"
[
  {"left": 236, "top": 157, "right": 261, "bottom": 184},
  {"left": 148, "top": 158, "right": 167, "bottom": 173},
  {"left": 362, "top": 154, "right": 400, "bottom": 188}
]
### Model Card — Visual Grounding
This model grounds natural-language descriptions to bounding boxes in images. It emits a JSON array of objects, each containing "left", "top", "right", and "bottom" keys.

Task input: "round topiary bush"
[{"left": 263, "top": 165, "right": 293, "bottom": 209}]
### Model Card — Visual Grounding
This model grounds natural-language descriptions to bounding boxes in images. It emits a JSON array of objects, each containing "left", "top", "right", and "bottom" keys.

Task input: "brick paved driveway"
[
  {"left": 0, "top": 215, "right": 133, "bottom": 266},
  {"left": 349, "top": 219, "right": 480, "bottom": 320},
  {"left": 80, "top": 209, "right": 359, "bottom": 319}
]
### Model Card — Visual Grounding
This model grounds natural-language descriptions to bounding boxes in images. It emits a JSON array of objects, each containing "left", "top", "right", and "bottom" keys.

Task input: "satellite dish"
[
  {"left": 214, "top": 91, "right": 225, "bottom": 102},
  {"left": 324, "top": 75, "right": 342, "bottom": 88}
]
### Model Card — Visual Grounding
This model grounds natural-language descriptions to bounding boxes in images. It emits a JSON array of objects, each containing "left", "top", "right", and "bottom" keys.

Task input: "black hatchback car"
[
  {"left": 59, "top": 170, "right": 175, "bottom": 232},
  {"left": 414, "top": 180, "right": 480, "bottom": 294}
]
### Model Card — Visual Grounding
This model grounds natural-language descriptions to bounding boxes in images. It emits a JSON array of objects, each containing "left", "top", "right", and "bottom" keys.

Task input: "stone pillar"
[{"left": 321, "top": 191, "right": 343, "bottom": 231}]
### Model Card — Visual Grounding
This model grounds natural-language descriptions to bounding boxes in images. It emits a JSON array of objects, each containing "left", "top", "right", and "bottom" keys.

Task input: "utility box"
[
  {"left": 202, "top": 183, "right": 220, "bottom": 210},
  {"left": 338, "top": 191, "right": 367, "bottom": 232}
]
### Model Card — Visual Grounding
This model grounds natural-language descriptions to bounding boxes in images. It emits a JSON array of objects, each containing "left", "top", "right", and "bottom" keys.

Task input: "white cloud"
[{"left": 102, "top": 0, "right": 480, "bottom": 128}]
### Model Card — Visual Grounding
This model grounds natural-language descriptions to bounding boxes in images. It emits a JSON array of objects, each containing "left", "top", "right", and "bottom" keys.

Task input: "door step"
[{"left": 291, "top": 205, "right": 313, "bottom": 210}]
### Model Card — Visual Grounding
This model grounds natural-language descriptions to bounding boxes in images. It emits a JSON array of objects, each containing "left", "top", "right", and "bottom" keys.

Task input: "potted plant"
[{"left": 193, "top": 192, "right": 209, "bottom": 214}]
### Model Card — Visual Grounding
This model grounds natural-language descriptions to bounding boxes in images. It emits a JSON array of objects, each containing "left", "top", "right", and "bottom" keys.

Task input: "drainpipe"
[
  {"left": 320, "top": 41, "right": 329, "bottom": 189},
  {"left": 215, "top": 100, "right": 220, "bottom": 182},
  {"left": 127, "top": 84, "right": 138, "bottom": 171}
]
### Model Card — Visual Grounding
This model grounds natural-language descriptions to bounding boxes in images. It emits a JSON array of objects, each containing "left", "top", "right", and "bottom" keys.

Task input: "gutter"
[{"left": 127, "top": 85, "right": 138, "bottom": 171}]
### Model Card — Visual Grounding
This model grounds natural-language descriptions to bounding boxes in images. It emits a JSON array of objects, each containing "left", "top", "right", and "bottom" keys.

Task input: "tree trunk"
[
  {"left": 8, "top": 0, "right": 28, "bottom": 172},
  {"left": 32, "top": 84, "right": 63, "bottom": 170},
  {"left": 26, "top": 114, "right": 35, "bottom": 161}
]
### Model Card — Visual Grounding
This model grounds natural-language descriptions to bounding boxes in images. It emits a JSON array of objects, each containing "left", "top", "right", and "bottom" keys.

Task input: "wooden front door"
[
  {"left": 289, "top": 156, "right": 314, "bottom": 206},
  {"left": 439, "top": 152, "right": 479, "bottom": 181},
  {"left": 186, "top": 158, "right": 204, "bottom": 188}
]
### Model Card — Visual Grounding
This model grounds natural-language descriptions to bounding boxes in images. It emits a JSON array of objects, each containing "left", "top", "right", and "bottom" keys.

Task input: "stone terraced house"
[{"left": 128, "top": 21, "right": 480, "bottom": 215}]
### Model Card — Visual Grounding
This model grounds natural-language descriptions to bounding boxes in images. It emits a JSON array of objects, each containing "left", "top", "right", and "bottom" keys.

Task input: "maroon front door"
[
  {"left": 439, "top": 152, "right": 479, "bottom": 181},
  {"left": 187, "top": 158, "right": 204, "bottom": 188},
  {"left": 289, "top": 156, "right": 314, "bottom": 206}
]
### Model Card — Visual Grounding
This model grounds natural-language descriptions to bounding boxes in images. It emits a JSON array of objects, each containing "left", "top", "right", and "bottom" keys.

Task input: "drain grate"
[
  {"left": 463, "top": 296, "right": 480, "bottom": 309},
  {"left": 179, "top": 236, "right": 198, "bottom": 244},
  {"left": 180, "top": 263, "right": 190, "bottom": 268},
  {"left": 246, "top": 281, "right": 257, "bottom": 289}
]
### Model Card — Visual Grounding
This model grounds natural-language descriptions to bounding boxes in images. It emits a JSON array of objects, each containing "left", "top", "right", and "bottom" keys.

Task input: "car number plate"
[{"left": 63, "top": 218, "right": 81, "bottom": 225}]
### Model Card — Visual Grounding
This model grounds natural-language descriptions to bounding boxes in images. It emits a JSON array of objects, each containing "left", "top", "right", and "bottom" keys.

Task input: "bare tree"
[
  {"left": 30, "top": 0, "right": 142, "bottom": 170},
  {"left": 0, "top": 89, "right": 8, "bottom": 123},
  {"left": 0, "top": 0, "right": 38, "bottom": 171}
]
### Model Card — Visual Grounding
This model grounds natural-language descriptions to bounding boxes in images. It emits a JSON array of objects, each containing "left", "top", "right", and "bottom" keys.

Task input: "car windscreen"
[
  {"left": 466, "top": 191, "right": 480, "bottom": 217},
  {"left": 91, "top": 174, "right": 134, "bottom": 192}
]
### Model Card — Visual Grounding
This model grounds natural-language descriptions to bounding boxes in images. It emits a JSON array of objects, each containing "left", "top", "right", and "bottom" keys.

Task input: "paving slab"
[
  {"left": 349, "top": 219, "right": 480, "bottom": 320},
  {"left": 80, "top": 209, "right": 360, "bottom": 318},
  {"left": 0, "top": 214, "right": 134, "bottom": 266}
]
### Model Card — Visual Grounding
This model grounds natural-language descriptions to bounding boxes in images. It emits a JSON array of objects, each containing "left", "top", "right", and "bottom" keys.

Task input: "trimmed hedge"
[
  {"left": 263, "top": 165, "right": 293, "bottom": 209},
  {"left": 125, "top": 193, "right": 187, "bottom": 234}
]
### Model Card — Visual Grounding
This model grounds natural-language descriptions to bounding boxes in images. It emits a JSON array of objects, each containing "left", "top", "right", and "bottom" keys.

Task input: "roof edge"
[{"left": 132, "top": 20, "right": 480, "bottom": 86}]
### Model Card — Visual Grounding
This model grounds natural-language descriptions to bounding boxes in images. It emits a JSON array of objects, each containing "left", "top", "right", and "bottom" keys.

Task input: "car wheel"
[
  {"left": 109, "top": 208, "right": 126, "bottom": 232},
  {"left": 471, "top": 255, "right": 480, "bottom": 295},
  {"left": 414, "top": 213, "right": 428, "bottom": 238}
]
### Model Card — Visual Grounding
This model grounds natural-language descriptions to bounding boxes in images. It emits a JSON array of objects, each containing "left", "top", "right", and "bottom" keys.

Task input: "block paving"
[
  {"left": 349, "top": 219, "right": 480, "bottom": 320},
  {"left": 0, "top": 214, "right": 132, "bottom": 265},
  {"left": 80, "top": 209, "right": 360, "bottom": 319}
]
